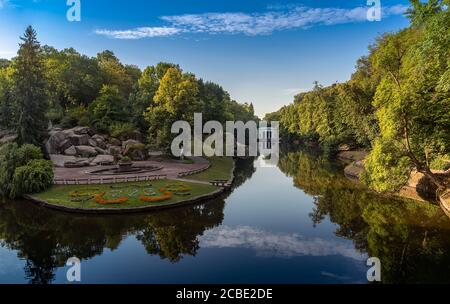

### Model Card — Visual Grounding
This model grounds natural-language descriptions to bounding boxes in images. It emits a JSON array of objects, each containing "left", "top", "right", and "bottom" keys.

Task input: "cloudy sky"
[{"left": 0, "top": 0, "right": 410, "bottom": 116}]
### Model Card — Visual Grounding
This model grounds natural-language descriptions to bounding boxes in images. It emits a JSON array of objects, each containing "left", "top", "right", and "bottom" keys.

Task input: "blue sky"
[{"left": 0, "top": 0, "right": 411, "bottom": 117}]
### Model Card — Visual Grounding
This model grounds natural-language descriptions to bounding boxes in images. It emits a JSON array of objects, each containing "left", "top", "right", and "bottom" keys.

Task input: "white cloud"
[
  {"left": 94, "top": 27, "right": 182, "bottom": 39},
  {"left": 95, "top": 5, "right": 409, "bottom": 39},
  {"left": 200, "top": 225, "right": 367, "bottom": 260}
]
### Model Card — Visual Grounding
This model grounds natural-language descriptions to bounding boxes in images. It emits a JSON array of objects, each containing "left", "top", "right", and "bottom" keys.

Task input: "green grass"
[
  {"left": 185, "top": 157, "right": 234, "bottom": 182},
  {"left": 33, "top": 179, "right": 218, "bottom": 209}
]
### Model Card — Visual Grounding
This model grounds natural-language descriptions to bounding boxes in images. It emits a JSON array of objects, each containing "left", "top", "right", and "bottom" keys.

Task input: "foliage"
[
  {"left": 110, "top": 122, "right": 136, "bottom": 139},
  {"left": 0, "top": 143, "right": 52, "bottom": 199},
  {"left": 274, "top": 2, "right": 450, "bottom": 191},
  {"left": 11, "top": 26, "right": 48, "bottom": 145},
  {"left": 11, "top": 159, "right": 54, "bottom": 198}
]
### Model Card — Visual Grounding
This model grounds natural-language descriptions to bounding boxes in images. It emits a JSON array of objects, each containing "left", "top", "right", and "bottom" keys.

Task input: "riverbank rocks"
[{"left": 46, "top": 126, "right": 148, "bottom": 167}]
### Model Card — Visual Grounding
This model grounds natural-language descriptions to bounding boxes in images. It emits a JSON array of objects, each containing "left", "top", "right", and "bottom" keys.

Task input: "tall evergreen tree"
[{"left": 12, "top": 26, "right": 48, "bottom": 146}]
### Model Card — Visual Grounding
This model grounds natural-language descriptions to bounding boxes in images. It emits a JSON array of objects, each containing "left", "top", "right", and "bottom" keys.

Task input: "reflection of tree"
[
  {"left": 277, "top": 150, "right": 450, "bottom": 283},
  {"left": 0, "top": 157, "right": 256, "bottom": 284}
]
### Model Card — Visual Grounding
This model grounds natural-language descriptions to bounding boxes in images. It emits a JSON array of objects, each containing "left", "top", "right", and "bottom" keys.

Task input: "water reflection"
[
  {"left": 1, "top": 152, "right": 450, "bottom": 283},
  {"left": 278, "top": 151, "right": 450, "bottom": 283},
  {"left": 0, "top": 158, "right": 256, "bottom": 284}
]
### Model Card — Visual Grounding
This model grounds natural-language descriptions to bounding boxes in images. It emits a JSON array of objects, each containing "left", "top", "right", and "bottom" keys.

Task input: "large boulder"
[
  {"left": 45, "top": 131, "right": 69, "bottom": 154},
  {"left": 123, "top": 139, "right": 147, "bottom": 161},
  {"left": 69, "top": 134, "right": 90, "bottom": 146},
  {"left": 91, "top": 154, "right": 114, "bottom": 166},
  {"left": 109, "top": 137, "right": 122, "bottom": 147},
  {"left": 72, "top": 126, "right": 94, "bottom": 136},
  {"left": 75, "top": 145, "right": 98, "bottom": 157},
  {"left": 64, "top": 157, "right": 91, "bottom": 168},
  {"left": 50, "top": 154, "right": 77, "bottom": 168},
  {"left": 91, "top": 134, "right": 107, "bottom": 149},
  {"left": 108, "top": 145, "right": 122, "bottom": 160},
  {"left": 64, "top": 146, "right": 77, "bottom": 156},
  {"left": 94, "top": 146, "right": 108, "bottom": 155}
]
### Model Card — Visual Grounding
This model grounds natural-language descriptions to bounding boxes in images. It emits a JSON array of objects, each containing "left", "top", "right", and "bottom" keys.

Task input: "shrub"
[
  {"left": 11, "top": 159, "right": 54, "bottom": 197},
  {"left": 120, "top": 156, "right": 131, "bottom": 162},
  {"left": 17, "top": 144, "right": 43, "bottom": 164},
  {"left": 110, "top": 122, "right": 136, "bottom": 139},
  {"left": 0, "top": 143, "right": 52, "bottom": 199},
  {"left": 430, "top": 155, "right": 450, "bottom": 171}
]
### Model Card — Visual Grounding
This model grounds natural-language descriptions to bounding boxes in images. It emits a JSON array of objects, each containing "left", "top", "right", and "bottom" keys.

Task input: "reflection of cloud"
[
  {"left": 95, "top": 5, "right": 409, "bottom": 39},
  {"left": 200, "top": 226, "right": 366, "bottom": 261},
  {"left": 321, "top": 271, "right": 351, "bottom": 280}
]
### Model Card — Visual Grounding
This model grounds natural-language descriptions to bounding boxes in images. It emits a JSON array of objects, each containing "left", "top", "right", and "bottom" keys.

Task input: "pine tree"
[{"left": 12, "top": 26, "right": 48, "bottom": 146}]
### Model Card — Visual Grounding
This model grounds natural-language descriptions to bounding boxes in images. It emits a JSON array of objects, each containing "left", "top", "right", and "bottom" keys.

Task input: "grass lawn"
[
  {"left": 186, "top": 157, "right": 234, "bottom": 182},
  {"left": 33, "top": 179, "right": 218, "bottom": 209}
]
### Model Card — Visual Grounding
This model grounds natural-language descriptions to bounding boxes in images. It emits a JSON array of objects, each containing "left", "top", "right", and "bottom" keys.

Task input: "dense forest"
[{"left": 266, "top": 0, "right": 449, "bottom": 193}]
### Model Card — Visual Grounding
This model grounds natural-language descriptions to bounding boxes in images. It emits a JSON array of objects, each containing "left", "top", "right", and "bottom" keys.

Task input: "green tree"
[
  {"left": 365, "top": 5, "right": 449, "bottom": 191},
  {"left": 12, "top": 26, "right": 48, "bottom": 145},
  {"left": 144, "top": 67, "right": 202, "bottom": 149},
  {"left": 88, "top": 85, "right": 127, "bottom": 132},
  {"left": 0, "top": 65, "right": 15, "bottom": 129}
]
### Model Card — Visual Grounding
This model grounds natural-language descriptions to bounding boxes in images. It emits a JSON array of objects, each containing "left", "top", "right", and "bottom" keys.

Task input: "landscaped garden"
[
  {"left": 185, "top": 157, "right": 234, "bottom": 182},
  {"left": 33, "top": 179, "right": 219, "bottom": 209}
]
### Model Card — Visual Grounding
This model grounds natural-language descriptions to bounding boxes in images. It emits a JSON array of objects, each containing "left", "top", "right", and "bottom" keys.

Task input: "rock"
[
  {"left": 88, "top": 138, "right": 98, "bottom": 147},
  {"left": 122, "top": 139, "right": 141, "bottom": 149},
  {"left": 122, "top": 140, "right": 146, "bottom": 160},
  {"left": 94, "top": 147, "right": 108, "bottom": 155},
  {"left": 69, "top": 134, "right": 90, "bottom": 146},
  {"left": 64, "top": 146, "right": 77, "bottom": 156},
  {"left": 45, "top": 131, "right": 69, "bottom": 154},
  {"left": 65, "top": 158, "right": 91, "bottom": 168},
  {"left": 108, "top": 145, "right": 122, "bottom": 158},
  {"left": 72, "top": 126, "right": 94, "bottom": 136},
  {"left": 109, "top": 137, "right": 121, "bottom": 146},
  {"left": 92, "top": 134, "right": 107, "bottom": 149},
  {"left": 75, "top": 145, "right": 98, "bottom": 157},
  {"left": 50, "top": 154, "right": 77, "bottom": 168},
  {"left": 91, "top": 154, "right": 114, "bottom": 166},
  {"left": 128, "top": 149, "right": 147, "bottom": 161},
  {"left": 59, "top": 139, "right": 73, "bottom": 152}
]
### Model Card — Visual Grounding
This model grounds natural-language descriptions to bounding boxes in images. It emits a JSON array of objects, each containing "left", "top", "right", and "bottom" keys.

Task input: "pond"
[{"left": 1, "top": 150, "right": 450, "bottom": 284}]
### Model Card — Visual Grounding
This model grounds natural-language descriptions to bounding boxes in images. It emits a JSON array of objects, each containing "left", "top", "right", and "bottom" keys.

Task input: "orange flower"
[
  {"left": 139, "top": 188, "right": 173, "bottom": 202},
  {"left": 94, "top": 192, "right": 129, "bottom": 204}
]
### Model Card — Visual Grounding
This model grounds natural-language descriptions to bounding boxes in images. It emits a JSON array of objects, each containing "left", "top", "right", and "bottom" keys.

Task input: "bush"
[
  {"left": 110, "top": 122, "right": 136, "bottom": 139},
  {"left": 0, "top": 143, "right": 52, "bottom": 199},
  {"left": 17, "top": 144, "right": 43, "bottom": 164},
  {"left": 430, "top": 155, "right": 450, "bottom": 171},
  {"left": 12, "top": 159, "right": 54, "bottom": 197}
]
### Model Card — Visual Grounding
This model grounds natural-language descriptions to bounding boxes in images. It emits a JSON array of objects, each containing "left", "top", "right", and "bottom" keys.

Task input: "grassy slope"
[
  {"left": 185, "top": 157, "right": 234, "bottom": 182},
  {"left": 34, "top": 179, "right": 218, "bottom": 209}
]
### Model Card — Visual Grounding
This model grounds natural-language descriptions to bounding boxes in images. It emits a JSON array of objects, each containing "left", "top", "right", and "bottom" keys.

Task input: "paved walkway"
[{"left": 53, "top": 158, "right": 210, "bottom": 184}]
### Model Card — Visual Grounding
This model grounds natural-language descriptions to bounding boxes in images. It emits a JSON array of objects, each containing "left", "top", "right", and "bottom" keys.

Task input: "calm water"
[{"left": 1, "top": 151, "right": 450, "bottom": 284}]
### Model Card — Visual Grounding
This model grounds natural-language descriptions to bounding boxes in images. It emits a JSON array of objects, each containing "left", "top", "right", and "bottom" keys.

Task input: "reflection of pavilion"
[{"left": 259, "top": 127, "right": 278, "bottom": 150}]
